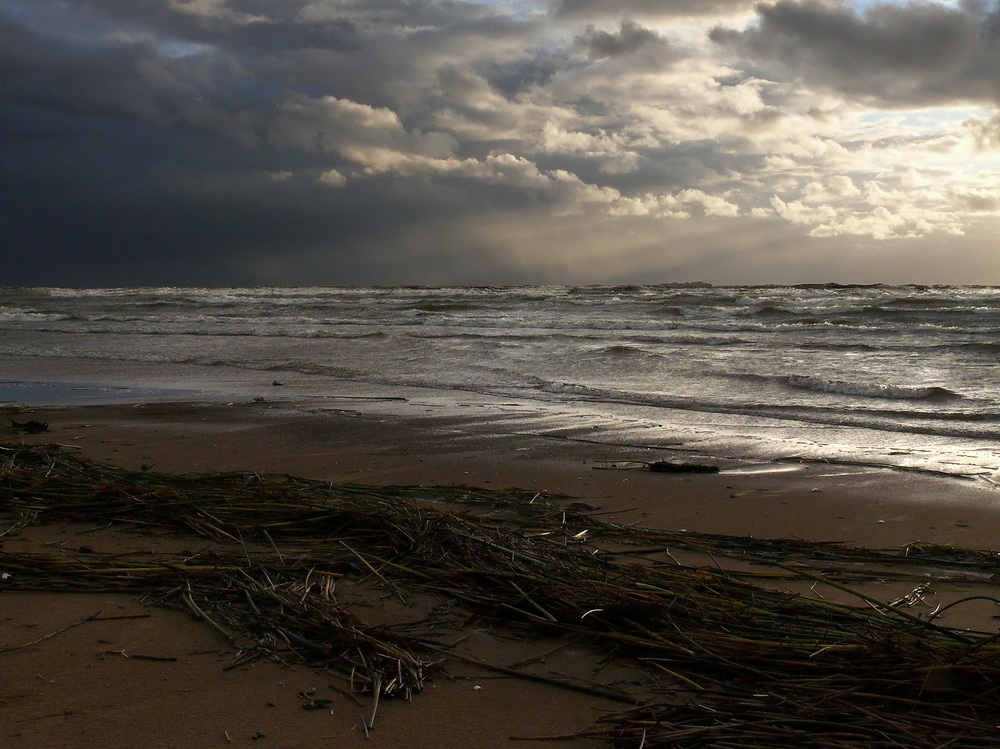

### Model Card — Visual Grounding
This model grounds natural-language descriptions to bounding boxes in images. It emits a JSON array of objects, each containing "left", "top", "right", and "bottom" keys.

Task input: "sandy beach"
[
  {"left": 4, "top": 400, "right": 1000, "bottom": 747},
  {"left": 10, "top": 0, "right": 1000, "bottom": 739}
]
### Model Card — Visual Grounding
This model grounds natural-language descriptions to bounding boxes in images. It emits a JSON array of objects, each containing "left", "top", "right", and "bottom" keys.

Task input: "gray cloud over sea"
[{"left": 3, "top": 0, "right": 1000, "bottom": 285}]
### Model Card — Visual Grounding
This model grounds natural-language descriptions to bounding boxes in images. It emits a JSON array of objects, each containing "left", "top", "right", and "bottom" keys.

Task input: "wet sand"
[
  {"left": 4, "top": 401, "right": 1000, "bottom": 747},
  {"left": 16, "top": 400, "right": 1000, "bottom": 548}
]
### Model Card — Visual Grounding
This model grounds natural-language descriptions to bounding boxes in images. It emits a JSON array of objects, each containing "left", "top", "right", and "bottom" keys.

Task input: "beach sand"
[{"left": 4, "top": 401, "right": 1000, "bottom": 747}]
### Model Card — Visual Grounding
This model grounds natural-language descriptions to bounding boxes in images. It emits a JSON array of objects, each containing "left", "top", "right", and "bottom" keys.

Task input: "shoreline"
[
  {"left": 5, "top": 400, "right": 1000, "bottom": 747},
  {"left": 3, "top": 345, "right": 999, "bottom": 482},
  {"left": 10, "top": 400, "right": 1000, "bottom": 548}
]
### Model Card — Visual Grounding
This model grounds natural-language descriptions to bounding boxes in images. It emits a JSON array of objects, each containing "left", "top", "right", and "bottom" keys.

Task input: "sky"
[{"left": 3, "top": 0, "right": 1000, "bottom": 286}]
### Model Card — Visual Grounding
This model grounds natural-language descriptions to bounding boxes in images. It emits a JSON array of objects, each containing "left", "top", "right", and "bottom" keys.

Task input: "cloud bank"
[{"left": 3, "top": 0, "right": 1000, "bottom": 285}]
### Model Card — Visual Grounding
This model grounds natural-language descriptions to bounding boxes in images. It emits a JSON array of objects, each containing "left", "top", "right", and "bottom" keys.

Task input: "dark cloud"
[
  {"left": 2, "top": 0, "right": 999, "bottom": 286},
  {"left": 71, "top": 0, "right": 493, "bottom": 50},
  {"left": 2, "top": 121, "right": 502, "bottom": 287},
  {"left": 0, "top": 2, "right": 587, "bottom": 285},
  {"left": 576, "top": 19, "right": 665, "bottom": 58},
  {"left": 0, "top": 11, "right": 152, "bottom": 119},
  {"left": 476, "top": 52, "right": 570, "bottom": 98},
  {"left": 0, "top": 4, "right": 416, "bottom": 283},
  {"left": 712, "top": 0, "right": 1000, "bottom": 106}
]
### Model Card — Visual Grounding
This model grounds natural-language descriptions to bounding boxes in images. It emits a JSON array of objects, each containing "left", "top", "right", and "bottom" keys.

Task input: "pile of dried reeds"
[{"left": 3, "top": 442, "right": 1000, "bottom": 746}]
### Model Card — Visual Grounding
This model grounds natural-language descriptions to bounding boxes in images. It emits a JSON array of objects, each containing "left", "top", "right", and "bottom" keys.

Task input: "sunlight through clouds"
[{"left": 3, "top": 0, "right": 1000, "bottom": 284}]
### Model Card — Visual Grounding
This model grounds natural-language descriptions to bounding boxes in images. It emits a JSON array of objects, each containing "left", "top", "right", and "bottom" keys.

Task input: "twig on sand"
[
  {"left": 182, "top": 589, "right": 235, "bottom": 645},
  {"left": 0, "top": 610, "right": 102, "bottom": 654}
]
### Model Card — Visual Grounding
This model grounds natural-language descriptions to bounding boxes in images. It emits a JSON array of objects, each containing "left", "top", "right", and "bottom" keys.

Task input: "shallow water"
[{"left": 3, "top": 284, "right": 1000, "bottom": 481}]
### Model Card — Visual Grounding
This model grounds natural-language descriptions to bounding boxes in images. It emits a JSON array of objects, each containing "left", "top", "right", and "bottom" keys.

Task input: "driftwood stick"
[{"left": 0, "top": 610, "right": 102, "bottom": 654}]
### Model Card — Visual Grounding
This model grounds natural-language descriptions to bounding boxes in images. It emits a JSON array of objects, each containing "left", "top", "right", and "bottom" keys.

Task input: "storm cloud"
[
  {"left": 3, "top": 0, "right": 1000, "bottom": 285},
  {"left": 712, "top": 0, "right": 1000, "bottom": 106}
]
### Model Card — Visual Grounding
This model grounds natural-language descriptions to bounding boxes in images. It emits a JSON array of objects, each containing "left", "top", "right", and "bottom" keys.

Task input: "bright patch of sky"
[
  {"left": 851, "top": 0, "right": 961, "bottom": 8},
  {"left": 857, "top": 107, "right": 991, "bottom": 134},
  {"left": 466, "top": 0, "right": 549, "bottom": 18},
  {"left": 157, "top": 39, "right": 215, "bottom": 58}
]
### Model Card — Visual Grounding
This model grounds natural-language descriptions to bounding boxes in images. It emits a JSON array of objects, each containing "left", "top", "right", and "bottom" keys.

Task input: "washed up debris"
[
  {"left": 6, "top": 443, "right": 1000, "bottom": 747},
  {"left": 647, "top": 460, "right": 719, "bottom": 474},
  {"left": 594, "top": 459, "right": 720, "bottom": 474},
  {"left": 7, "top": 418, "right": 48, "bottom": 434}
]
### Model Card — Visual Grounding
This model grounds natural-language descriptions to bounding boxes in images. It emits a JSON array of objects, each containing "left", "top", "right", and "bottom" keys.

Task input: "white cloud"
[
  {"left": 803, "top": 176, "right": 861, "bottom": 203},
  {"left": 770, "top": 196, "right": 837, "bottom": 225},
  {"left": 318, "top": 169, "right": 347, "bottom": 187},
  {"left": 677, "top": 189, "right": 740, "bottom": 217},
  {"left": 810, "top": 207, "right": 913, "bottom": 240}
]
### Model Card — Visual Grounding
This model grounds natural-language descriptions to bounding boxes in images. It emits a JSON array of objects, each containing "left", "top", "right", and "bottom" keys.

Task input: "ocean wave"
[
  {"left": 854, "top": 305, "right": 923, "bottom": 320},
  {"left": 783, "top": 375, "right": 959, "bottom": 401},
  {"left": 0, "top": 308, "right": 70, "bottom": 322},
  {"left": 885, "top": 296, "right": 946, "bottom": 308},
  {"left": 591, "top": 344, "right": 661, "bottom": 360},
  {"left": 660, "top": 334, "right": 751, "bottom": 346},
  {"left": 408, "top": 331, "right": 604, "bottom": 343},
  {"left": 804, "top": 341, "right": 880, "bottom": 351},
  {"left": 659, "top": 291, "right": 736, "bottom": 305},
  {"left": 407, "top": 302, "right": 484, "bottom": 313},
  {"left": 790, "top": 283, "right": 889, "bottom": 290},
  {"left": 651, "top": 304, "right": 687, "bottom": 317},
  {"left": 746, "top": 303, "right": 793, "bottom": 317},
  {"left": 567, "top": 284, "right": 642, "bottom": 296},
  {"left": 531, "top": 378, "right": 999, "bottom": 443},
  {"left": 540, "top": 381, "right": 613, "bottom": 399},
  {"left": 957, "top": 342, "right": 1000, "bottom": 354}
]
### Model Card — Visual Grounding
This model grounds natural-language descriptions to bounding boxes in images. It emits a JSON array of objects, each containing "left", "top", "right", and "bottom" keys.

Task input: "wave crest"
[{"left": 784, "top": 375, "right": 959, "bottom": 401}]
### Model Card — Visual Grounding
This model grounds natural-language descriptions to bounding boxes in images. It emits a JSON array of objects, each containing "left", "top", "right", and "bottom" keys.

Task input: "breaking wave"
[
  {"left": 784, "top": 375, "right": 959, "bottom": 401},
  {"left": 7, "top": 283, "right": 1000, "bottom": 476}
]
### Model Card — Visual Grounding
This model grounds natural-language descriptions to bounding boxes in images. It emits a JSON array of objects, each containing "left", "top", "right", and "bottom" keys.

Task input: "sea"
[{"left": 3, "top": 284, "right": 1000, "bottom": 484}]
